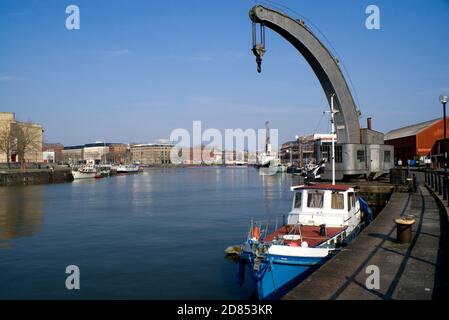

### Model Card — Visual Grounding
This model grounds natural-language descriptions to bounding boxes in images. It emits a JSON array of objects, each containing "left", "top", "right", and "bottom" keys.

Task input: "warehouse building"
[{"left": 385, "top": 117, "right": 448, "bottom": 166}]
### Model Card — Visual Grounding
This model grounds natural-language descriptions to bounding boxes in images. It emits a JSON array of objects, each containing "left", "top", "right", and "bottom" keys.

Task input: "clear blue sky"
[{"left": 1, "top": 0, "right": 448, "bottom": 146}]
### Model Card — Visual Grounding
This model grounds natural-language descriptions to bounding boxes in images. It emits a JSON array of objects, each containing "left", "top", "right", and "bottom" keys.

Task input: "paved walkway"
[{"left": 284, "top": 176, "right": 449, "bottom": 300}]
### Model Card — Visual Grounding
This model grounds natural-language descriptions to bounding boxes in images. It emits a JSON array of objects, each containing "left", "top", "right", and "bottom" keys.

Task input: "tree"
[
  {"left": 15, "top": 124, "right": 42, "bottom": 165},
  {"left": 0, "top": 121, "right": 16, "bottom": 168}
]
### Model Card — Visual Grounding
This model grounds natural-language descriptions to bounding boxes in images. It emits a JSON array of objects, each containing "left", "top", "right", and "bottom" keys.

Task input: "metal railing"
[{"left": 425, "top": 169, "right": 449, "bottom": 205}]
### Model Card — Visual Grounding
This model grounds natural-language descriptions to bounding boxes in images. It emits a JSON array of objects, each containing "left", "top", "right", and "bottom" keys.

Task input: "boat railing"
[{"left": 248, "top": 215, "right": 302, "bottom": 242}]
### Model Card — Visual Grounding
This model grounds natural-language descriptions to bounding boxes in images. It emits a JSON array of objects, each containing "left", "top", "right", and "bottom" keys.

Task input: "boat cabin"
[{"left": 286, "top": 184, "right": 359, "bottom": 228}]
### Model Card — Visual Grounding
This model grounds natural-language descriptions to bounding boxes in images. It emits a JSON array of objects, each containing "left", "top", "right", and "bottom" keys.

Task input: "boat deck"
[{"left": 263, "top": 225, "right": 347, "bottom": 247}]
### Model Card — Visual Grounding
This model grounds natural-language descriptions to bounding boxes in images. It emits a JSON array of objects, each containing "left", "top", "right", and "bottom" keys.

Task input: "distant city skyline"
[{"left": 1, "top": 0, "right": 448, "bottom": 146}]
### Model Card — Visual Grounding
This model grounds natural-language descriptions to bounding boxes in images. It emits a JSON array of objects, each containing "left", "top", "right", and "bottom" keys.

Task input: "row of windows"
[
  {"left": 294, "top": 191, "right": 356, "bottom": 211},
  {"left": 317, "top": 147, "right": 392, "bottom": 164},
  {"left": 358, "top": 150, "right": 392, "bottom": 163}
]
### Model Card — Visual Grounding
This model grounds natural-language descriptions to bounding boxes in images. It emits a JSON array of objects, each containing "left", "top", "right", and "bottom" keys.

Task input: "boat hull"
[
  {"left": 245, "top": 254, "right": 328, "bottom": 300},
  {"left": 116, "top": 165, "right": 140, "bottom": 174},
  {"left": 242, "top": 224, "right": 364, "bottom": 300},
  {"left": 71, "top": 171, "right": 97, "bottom": 179}
]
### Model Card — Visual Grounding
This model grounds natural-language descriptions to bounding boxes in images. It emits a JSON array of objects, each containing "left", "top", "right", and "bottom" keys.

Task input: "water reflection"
[
  {"left": 0, "top": 186, "right": 44, "bottom": 241},
  {"left": 0, "top": 168, "right": 296, "bottom": 298}
]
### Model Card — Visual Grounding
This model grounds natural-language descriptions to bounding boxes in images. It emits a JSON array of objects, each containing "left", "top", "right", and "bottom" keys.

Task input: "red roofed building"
[{"left": 385, "top": 117, "right": 449, "bottom": 166}]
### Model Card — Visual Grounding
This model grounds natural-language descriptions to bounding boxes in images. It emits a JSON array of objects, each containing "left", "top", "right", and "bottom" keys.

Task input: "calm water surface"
[{"left": 0, "top": 167, "right": 300, "bottom": 299}]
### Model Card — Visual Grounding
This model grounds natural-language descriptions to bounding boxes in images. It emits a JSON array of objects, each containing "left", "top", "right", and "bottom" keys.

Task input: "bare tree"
[
  {"left": 0, "top": 122, "right": 16, "bottom": 168},
  {"left": 15, "top": 124, "right": 42, "bottom": 165}
]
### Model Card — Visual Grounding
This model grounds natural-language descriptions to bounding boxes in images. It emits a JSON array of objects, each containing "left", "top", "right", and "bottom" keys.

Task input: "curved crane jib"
[{"left": 249, "top": 5, "right": 360, "bottom": 144}]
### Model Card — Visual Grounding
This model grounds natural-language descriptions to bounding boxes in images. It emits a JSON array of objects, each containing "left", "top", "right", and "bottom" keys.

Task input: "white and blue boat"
[{"left": 235, "top": 184, "right": 371, "bottom": 300}]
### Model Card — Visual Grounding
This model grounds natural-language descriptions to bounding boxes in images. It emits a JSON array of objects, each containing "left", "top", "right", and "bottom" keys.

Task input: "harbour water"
[{"left": 0, "top": 167, "right": 301, "bottom": 299}]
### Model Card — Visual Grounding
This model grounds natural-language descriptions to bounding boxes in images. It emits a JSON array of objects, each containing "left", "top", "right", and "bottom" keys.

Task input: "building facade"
[
  {"left": 0, "top": 112, "right": 43, "bottom": 164},
  {"left": 62, "top": 142, "right": 129, "bottom": 164},
  {"left": 280, "top": 134, "right": 335, "bottom": 166},
  {"left": 107, "top": 143, "right": 129, "bottom": 164},
  {"left": 43, "top": 143, "right": 64, "bottom": 163},
  {"left": 83, "top": 142, "right": 110, "bottom": 163},
  {"left": 131, "top": 141, "right": 174, "bottom": 165},
  {"left": 62, "top": 145, "right": 84, "bottom": 164}
]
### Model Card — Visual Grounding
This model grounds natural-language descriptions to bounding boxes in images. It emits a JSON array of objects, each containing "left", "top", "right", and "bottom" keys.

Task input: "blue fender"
[{"left": 358, "top": 196, "right": 373, "bottom": 224}]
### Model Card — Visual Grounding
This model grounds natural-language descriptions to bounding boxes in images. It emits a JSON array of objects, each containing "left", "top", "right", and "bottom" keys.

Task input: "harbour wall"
[{"left": 0, "top": 169, "right": 73, "bottom": 186}]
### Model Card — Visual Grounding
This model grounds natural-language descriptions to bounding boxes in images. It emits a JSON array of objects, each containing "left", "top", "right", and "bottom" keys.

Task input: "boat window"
[
  {"left": 331, "top": 192, "right": 344, "bottom": 210},
  {"left": 294, "top": 192, "right": 302, "bottom": 208},
  {"left": 347, "top": 192, "right": 355, "bottom": 211},
  {"left": 307, "top": 191, "right": 324, "bottom": 208}
]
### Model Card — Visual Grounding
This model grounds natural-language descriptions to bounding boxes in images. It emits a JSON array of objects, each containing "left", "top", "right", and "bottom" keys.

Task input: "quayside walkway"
[{"left": 284, "top": 174, "right": 449, "bottom": 300}]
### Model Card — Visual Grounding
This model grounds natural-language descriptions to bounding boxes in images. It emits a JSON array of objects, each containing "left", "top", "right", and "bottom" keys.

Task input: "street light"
[
  {"left": 440, "top": 94, "right": 448, "bottom": 200},
  {"left": 440, "top": 94, "right": 449, "bottom": 175}
]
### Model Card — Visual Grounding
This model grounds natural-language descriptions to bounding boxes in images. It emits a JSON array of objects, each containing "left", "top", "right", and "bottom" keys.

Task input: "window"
[
  {"left": 347, "top": 192, "right": 355, "bottom": 211},
  {"left": 384, "top": 150, "right": 391, "bottom": 163},
  {"left": 294, "top": 192, "right": 302, "bottom": 208},
  {"left": 307, "top": 191, "right": 324, "bottom": 208},
  {"left": 320, "top": 144, "right": 331, "bottom": 163},
  {"left": 357, "top": 150, "right": 365, "bottom": 162},
  {"left": 335, "top": 145, "right": 343, "bottom": 163},
  {"left": 331, "top": 192, "right": 344, "bottom": 209}
]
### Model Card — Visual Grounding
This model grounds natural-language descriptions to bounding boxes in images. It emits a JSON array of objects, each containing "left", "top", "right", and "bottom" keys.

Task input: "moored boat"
[
  {"left": 232, "top": 184, "right": 372, "bottom": 300},
  {"left": 116, "top": 164, "right": 140, "bottom": 174},
  {"left": 71, "top": 165, "right": 98, "bottom": 179}
]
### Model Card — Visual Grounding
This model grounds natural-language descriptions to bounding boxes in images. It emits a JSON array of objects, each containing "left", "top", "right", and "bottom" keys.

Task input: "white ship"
[
  {"left": 116, "top": 164, "right": 140, "bottom": 174},
  {"left": 71, "top": 165, "right": 98, "bottom": 179}
]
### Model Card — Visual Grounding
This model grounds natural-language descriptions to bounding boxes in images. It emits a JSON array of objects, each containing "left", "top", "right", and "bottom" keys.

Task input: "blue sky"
[{"left": 0, "top": 0, "right": 448, "bottom": 146}]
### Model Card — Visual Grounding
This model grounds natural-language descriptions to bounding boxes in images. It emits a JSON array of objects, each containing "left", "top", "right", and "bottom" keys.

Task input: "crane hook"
[
  {"left": 252, "top": 45, "right": 264, "bottom": 73},
  {"left": 252, "top": 22, "right": 266, "bottom": 73}
]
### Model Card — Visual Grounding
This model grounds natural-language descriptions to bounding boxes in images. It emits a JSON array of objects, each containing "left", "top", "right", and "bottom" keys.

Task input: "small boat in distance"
[
  {"left": 116, "top": 164, "right": 140, "bottom": 174},
  {"left": 226, "top": 161, "right": 248, "bottom": 168},
  {"left": 95, "top": 166, "right": 111, "bottom": 178},
  {"left": 71, "top": 165, "right": 98, "bottom": 179}
]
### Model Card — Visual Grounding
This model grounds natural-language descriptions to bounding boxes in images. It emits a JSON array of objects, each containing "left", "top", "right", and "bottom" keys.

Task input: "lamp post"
[
  {"left": 440, "top": 94, "right": 449, "bottom": 171},
  {"left": 440, "top": 95, "right": 449, "bottom": 201}
]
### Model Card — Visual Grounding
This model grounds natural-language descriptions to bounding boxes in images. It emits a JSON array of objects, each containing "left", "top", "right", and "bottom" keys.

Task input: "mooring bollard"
[{"left": 394, "top": 215, "right": 416, "bottom": 244}]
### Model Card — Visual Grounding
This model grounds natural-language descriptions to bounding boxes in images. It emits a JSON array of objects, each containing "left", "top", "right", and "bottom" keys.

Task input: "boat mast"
[{"left": 330, "top": 94, "right": 336, "bottom": 185}]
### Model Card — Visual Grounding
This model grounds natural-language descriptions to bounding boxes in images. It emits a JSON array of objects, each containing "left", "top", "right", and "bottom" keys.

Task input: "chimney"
[{"left": 367, "top": 117, "right": 372, "bottom": 130}]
